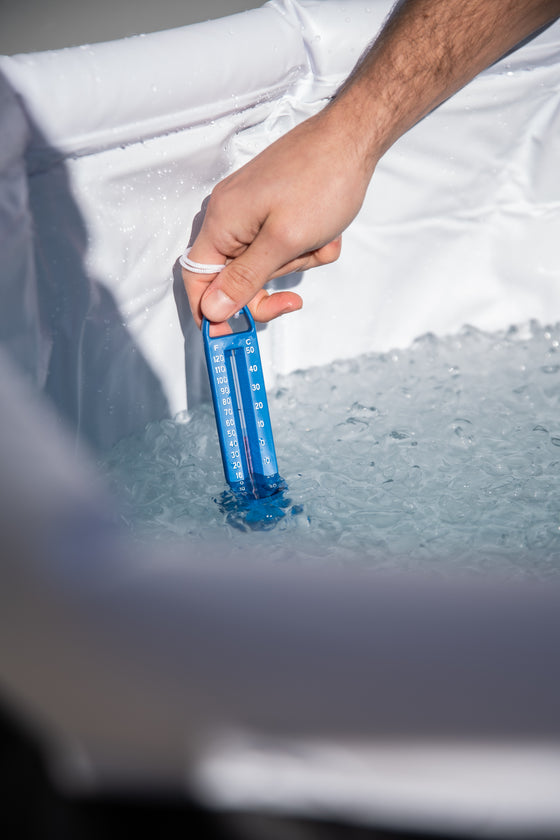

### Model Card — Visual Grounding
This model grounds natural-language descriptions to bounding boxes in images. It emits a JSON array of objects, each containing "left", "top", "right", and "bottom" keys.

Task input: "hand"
[
  {"left": 182, "top": 0, "right": 560, "bottom": 330},
  {"left": 182, "top": 106, "right": 374, "bottom": 328}
]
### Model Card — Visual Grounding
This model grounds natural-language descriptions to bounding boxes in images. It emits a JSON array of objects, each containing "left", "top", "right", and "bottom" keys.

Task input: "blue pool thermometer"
[{"left": 202, "top": 308, "right": 284, "bottom": 500}]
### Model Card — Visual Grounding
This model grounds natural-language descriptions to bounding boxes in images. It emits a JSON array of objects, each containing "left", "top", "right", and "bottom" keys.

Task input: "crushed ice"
[{"left": 100, "top": 321, "right": 560, "bottom": 577}]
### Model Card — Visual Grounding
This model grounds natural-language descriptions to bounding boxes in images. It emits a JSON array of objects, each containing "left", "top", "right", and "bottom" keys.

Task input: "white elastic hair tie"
[{"left": 179, "top": 246, "right": 226, "bottom": 274}]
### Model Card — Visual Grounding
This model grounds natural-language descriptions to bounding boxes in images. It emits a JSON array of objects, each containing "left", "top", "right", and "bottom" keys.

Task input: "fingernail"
[{"left": 202, "top": 288, "right": 236, "bottom": 322}]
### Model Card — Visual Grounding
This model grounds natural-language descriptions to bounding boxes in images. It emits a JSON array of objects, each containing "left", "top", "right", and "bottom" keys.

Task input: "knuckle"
[
  {"left": 268, "top": 220, "right": 304, "bottom": 254},
  {"left": 208, "top": 178, "right": 227, "bottom": 204}
]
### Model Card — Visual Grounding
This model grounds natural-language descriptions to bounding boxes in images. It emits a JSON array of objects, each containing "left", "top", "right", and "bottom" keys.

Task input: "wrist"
[{"left": 318, "top": 89, "right": 384, "bottom": 181}]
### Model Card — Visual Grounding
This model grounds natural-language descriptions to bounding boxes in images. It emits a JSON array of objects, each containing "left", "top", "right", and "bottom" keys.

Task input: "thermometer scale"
[{"left": 203, "top": 308, "right": 284, "bottom": 500}]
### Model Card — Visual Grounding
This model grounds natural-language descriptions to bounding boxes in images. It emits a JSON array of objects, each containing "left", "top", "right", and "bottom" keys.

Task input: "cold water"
[{"left": 101, "top": 321, "right": 560, "bottom": 578}]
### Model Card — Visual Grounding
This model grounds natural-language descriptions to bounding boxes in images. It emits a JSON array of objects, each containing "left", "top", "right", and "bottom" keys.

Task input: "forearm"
[{"left": 328, "top": 0, "right": 560, "bottom": 172}]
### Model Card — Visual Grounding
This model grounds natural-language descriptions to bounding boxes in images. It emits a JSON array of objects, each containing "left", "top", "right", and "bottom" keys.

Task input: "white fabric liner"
[
  {"left": 1, "top": 1, "right": 560, "bottom": 836},
  {"left": 1, "top": 0, "right": 558, "bottom": 447}
]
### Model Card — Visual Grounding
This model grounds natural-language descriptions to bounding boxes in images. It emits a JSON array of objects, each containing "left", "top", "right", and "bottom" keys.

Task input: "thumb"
[
  {"left": 200, "top": 231, "right": 288, "bottom": 322},
  {"left": 199, "top": 263, "right": 258, "bottom": 323},
  {"left": 200, "top": 261, "right": 271, "bottom": 323}
]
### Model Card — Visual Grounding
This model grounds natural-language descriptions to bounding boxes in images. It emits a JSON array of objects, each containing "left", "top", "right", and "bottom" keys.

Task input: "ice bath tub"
[{"left": 1, "top": 2, "right": 560, "bottom": 837}]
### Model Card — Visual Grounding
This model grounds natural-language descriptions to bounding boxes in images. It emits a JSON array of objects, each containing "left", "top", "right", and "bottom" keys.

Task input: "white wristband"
[{"left": 179, "top": 247, "right": 226, "bottom": 274}]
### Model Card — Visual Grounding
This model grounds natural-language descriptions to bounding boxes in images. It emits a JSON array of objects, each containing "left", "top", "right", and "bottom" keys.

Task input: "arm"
[{"left": 183, "top": 0, "right": 560, "bottom": 327}]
